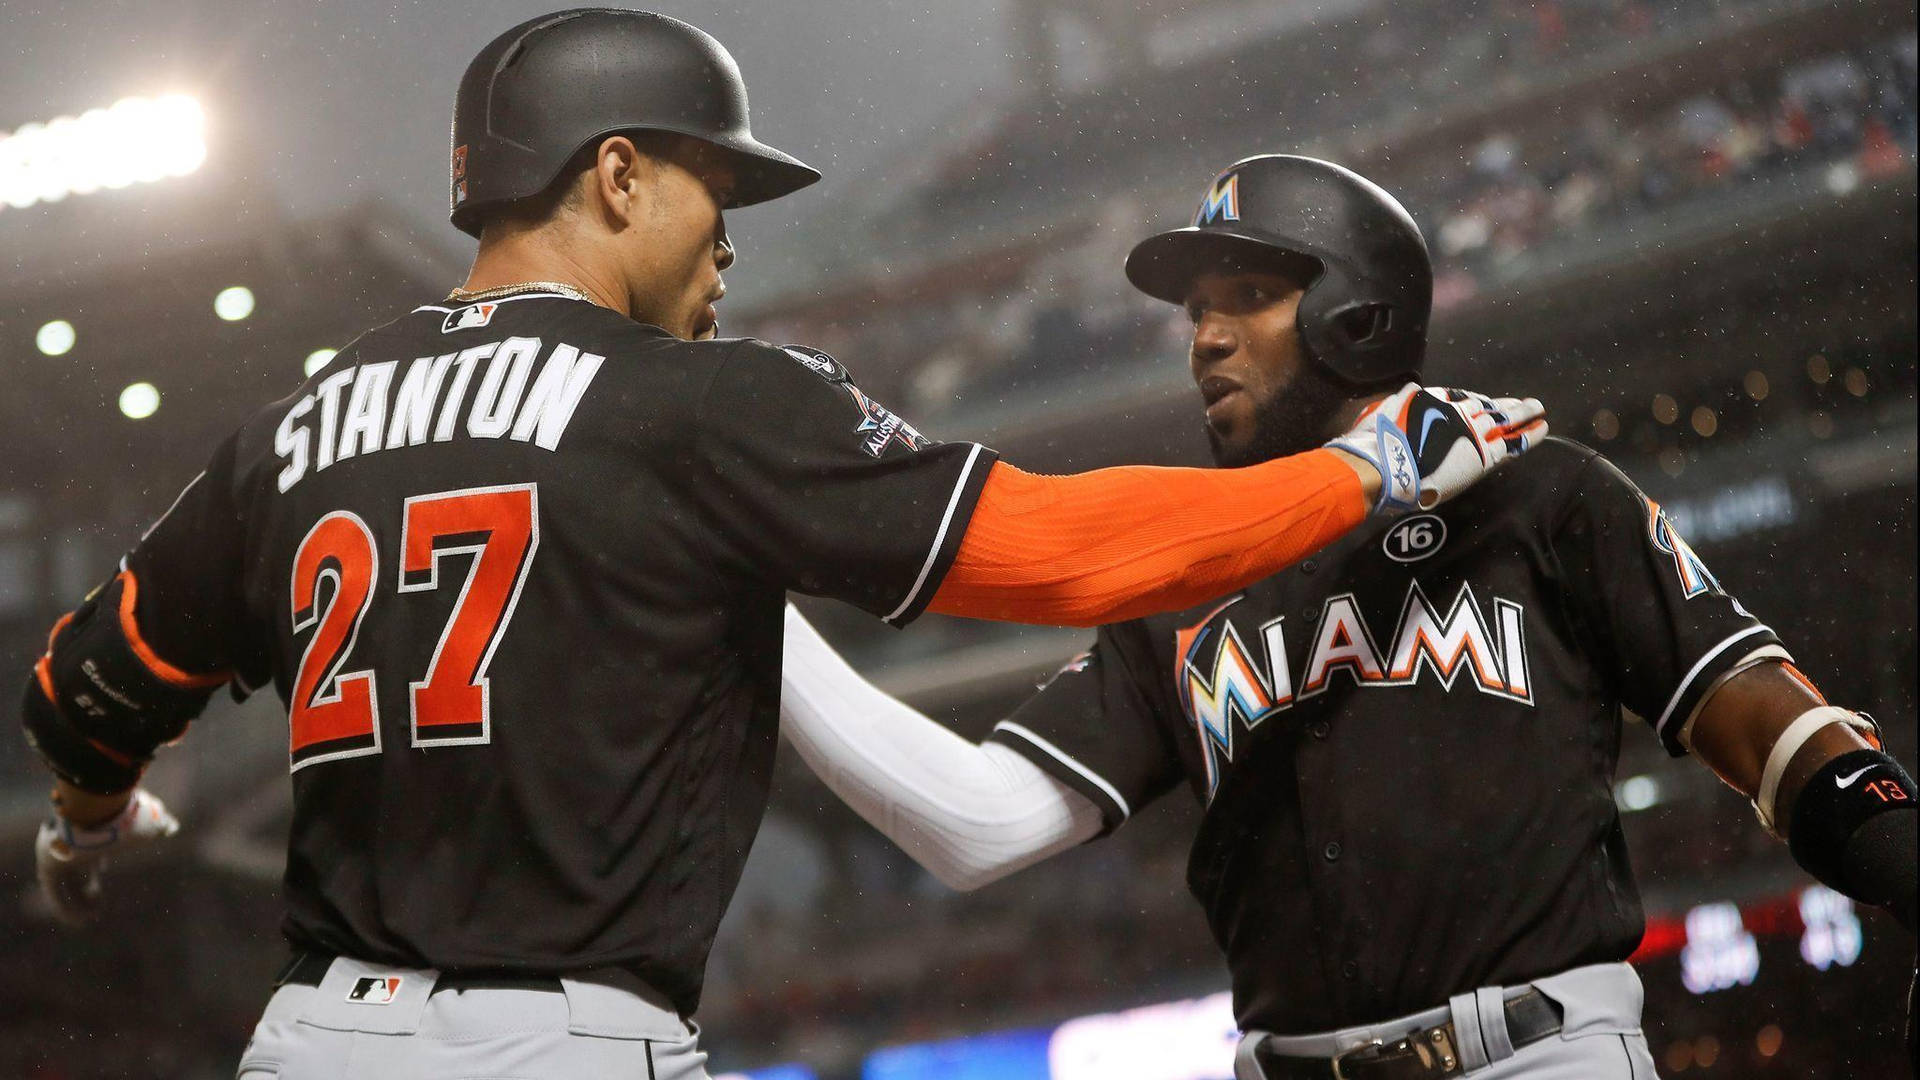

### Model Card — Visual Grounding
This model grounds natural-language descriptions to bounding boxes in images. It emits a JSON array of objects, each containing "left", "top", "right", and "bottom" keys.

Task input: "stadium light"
[
  {"left": 303, "top": 348, "right": 337, "bottom": 376},
  {"left": 215, "top": 285, "right": 255, "bottom": 321},
  {"left": 0, "top": 95, "right": 206, "bottom": 212},
  {"left": 119, "top": 382, "right": 160, "bottom": 420},
  {"left": 1616, "top": 774, "right": 1661, "bottom": 812},
  {"left": 36, "top": 319, "right": 76, "bottom": 356}
]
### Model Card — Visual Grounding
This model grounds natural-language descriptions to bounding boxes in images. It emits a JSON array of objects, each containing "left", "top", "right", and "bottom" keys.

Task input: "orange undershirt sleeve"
[{"left": 928, "top": 450, "right": 1368, "bottom": 626}]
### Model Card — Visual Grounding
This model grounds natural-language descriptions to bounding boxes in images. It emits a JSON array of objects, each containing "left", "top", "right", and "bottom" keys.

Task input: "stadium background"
[{"left": 0, "top": 0, "right": 1913, "bottom": 1077}]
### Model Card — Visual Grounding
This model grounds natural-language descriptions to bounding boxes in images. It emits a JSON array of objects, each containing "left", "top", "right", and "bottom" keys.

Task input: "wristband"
[
  {"left": 20, "top": 676, "right": 147, "bottom": 794},
  {"left": 1786, "top": 748, "right": 1916, "bottom": 909}
]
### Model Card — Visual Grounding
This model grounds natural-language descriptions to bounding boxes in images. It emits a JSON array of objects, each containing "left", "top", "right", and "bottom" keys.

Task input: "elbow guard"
[
  {"left": 20, "top": 572, "right": 225, "bottom": 794},
  {"left": 1787, "top": 748, "right": 1918, "bottom": 934}
]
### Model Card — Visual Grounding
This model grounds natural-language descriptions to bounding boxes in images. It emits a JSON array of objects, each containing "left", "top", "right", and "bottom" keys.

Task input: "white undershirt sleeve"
[{"left": 780, "top": 604, "right": 1104, "bottom": 891}]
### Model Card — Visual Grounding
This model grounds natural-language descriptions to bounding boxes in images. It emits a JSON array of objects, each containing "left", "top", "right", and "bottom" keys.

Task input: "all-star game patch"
[{"left": 842, "top": 383, "right": 931, "bottom": 458}]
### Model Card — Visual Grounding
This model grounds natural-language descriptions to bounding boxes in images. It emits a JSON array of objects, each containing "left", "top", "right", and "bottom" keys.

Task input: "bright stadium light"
[
  {"left": 119, "top": 382, "right": 160, "bottom": 420},
  {"left": 215, "top": 285, "right": 255, "bottom": 321},
  {"left": 303, "top": 348, "right": 338, "bottom": 376},
  {"left": 1616, "top": 774, "right": 1661, "bottom": 812},
  {"left": 36, "top": 319, "right": 76, "bottom": 356},
  {"left": 0, "top": 95, "right": 207, "bottom": 212}
]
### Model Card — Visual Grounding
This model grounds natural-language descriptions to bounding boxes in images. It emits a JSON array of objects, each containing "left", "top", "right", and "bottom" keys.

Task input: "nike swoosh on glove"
[
  {"left": 35, "top": 788, "right": 179, "bottom": 926},
  {"left": 1326, "top": 383, "right": 1548, "bottom": 515}
]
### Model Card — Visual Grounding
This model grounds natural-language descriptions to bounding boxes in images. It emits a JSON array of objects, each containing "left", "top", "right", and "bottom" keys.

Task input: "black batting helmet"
[
  {"left": 449, "top": 8, "right": 820, "bottom": 238},
  {"left": 1126, "top": 155, "right": 1432, "bottom": 388}
]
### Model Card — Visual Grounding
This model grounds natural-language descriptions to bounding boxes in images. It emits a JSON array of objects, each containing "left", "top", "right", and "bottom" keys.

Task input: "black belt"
[
  {"left": 275, "top": 951, "right": 564, "bottom": 995},
  {"left": 1253, "top": 990, "right": 1564, "bottom": 1080}
]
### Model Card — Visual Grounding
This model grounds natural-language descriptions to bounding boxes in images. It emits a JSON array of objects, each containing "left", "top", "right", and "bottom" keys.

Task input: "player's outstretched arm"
[
  {"left": 780, "top": 606, "right": 1102, "bottom": 891},
  {"left": 20, "top": 576, "right": 213, "bottom": 924},
  {"left": 928, "top": 383, "right": 1545, "bottom": 626},
  {"left": 1687, "top": 662, "right": 1916, "bottom": 936},
  {"left": 19, "top": 443, "right": 245, "bottom": 924}
]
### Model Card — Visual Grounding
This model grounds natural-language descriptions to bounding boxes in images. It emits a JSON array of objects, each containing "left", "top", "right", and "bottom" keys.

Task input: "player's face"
[
  {"left": 624, "top": 140, "right": 737, "bottom": 341},
  {"left": 1185, "top": 269, "right": 1352, "bottom": 467}
]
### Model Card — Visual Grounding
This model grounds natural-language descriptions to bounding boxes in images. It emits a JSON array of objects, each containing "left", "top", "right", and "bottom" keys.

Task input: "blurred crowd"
[
  {"left": 915, "top": 0, "right": 1794, "bottom": 223},
  {"left": 741, "top": 31, "right": 1917, "bottom": 423},
  {"left": 1428, "top": 35, "right": 1919, "bottom": 307}
]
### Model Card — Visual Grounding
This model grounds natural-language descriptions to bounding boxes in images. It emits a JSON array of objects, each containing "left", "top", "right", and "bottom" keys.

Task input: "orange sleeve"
[{"left": 928, "top": 450, "right": 1368, "bottom": 626}]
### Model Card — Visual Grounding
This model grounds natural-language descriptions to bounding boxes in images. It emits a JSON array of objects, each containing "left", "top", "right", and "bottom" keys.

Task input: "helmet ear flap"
[
  {"left": 1297, "top": 261, "right": 1422, "bottom": 388},
  {"left": 1333, "top": 302, "right": 1394, "bottom": 348}
]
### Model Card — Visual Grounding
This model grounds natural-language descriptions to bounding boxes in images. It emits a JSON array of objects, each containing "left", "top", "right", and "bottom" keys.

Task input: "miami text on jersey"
[
  {"left": 1176, "top": 580, "right": 1533, "bottom": 797},
  {"left": 274, "top": 337, "right": 604, "bottom": 492}
]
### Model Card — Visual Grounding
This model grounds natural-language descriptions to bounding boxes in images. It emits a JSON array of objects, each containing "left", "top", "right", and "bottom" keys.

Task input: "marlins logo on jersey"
[
  {"left": 1175, "top": 581, "right": 1533, "bottom": 797},
  {"left": 1645, "top": 498, "right": 1723, "bottom": 599}
]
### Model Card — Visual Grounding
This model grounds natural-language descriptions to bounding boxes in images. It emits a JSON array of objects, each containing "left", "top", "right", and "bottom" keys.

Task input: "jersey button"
[
  {"left": 1323, "top": 841, "right": 1342, "bottom": 862},
  {"left": 1300, "top": 559, "right": 1318, "bottom": 574},
  {"left": 1342, "top": 961, "right": 1360, "bottom": 979},
  {"left": 1309, "top": 720, "right": 1330, "bottom": 739}
]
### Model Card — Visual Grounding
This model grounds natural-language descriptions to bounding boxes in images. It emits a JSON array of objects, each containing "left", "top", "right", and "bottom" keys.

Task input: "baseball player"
[
  {"left": 18, "top": 14, "right": 1546, "bottom": 1080},
  {"left": 779, "top": 156, "right": 1919, "bottom": 1078}
]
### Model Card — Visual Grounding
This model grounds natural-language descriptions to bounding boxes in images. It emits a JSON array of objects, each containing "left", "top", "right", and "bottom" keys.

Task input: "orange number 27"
[{"left": 288, "top": 484, "right": 538, "bottom": 771}]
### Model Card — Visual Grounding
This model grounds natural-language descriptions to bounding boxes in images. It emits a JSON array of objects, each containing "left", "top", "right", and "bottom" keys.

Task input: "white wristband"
[{"left": 1752, "top": 706, "right": 1877, "bottom": 835}]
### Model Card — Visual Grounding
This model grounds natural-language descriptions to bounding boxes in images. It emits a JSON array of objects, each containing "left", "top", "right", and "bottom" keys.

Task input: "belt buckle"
[
  {"left": 1330, "top": 1038, "right": 1384, "bottom": 1080},
  {"left": 1329, "top": 1026, "right": 1458, "bottom": 1079}
]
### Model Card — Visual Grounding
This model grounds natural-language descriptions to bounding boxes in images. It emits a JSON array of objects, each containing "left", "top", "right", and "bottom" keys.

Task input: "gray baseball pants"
[
  {"left": 1234, "top": 962, "right": 1661, "bottom": 1079},
  {"left": 235, "top": 955, "right": 709, "bottom": 1080}
]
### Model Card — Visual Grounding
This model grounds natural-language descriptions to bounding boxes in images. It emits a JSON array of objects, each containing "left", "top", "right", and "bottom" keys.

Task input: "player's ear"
[{"left": 589, "top": 135, "right": 651, "bottom": 229}]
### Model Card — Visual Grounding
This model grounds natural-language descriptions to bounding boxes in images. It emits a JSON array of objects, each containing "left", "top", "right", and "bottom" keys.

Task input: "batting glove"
[
  {"left": 1326, "top": 383, "right": 1547, "bottom": 515},
  {"left": 34, "top": 788, "right": 179, "bottom": 926}
]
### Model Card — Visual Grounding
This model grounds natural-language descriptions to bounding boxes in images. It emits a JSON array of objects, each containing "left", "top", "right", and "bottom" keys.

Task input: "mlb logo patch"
[
  {"left": 347, "top": 976, "right": 403, "bottom": 1005},
  {"left": 442, "top": 303, "right": 497, "bottom": 333},
  {"left": 452, "top": 144, "right": 468, "bottom": 180}
]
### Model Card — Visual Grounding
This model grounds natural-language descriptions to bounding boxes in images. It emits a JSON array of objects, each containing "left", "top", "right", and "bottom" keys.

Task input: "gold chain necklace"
[{"left": 446, "top": 280, "right": 597, "bottom": 305}]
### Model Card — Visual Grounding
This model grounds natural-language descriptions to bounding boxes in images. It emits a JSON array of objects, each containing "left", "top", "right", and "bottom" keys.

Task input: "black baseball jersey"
[
  {"left": 987, "top": 437, "right": 1784, "bottom": 1034},
  {"left": 117, "top": 291, "right": 997, "bottom": 1014}
]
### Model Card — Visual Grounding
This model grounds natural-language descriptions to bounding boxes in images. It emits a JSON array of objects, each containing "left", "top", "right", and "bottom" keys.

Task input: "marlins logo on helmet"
[{"left": 1194, "top": 172, "right": 1240, "bottom": 225}]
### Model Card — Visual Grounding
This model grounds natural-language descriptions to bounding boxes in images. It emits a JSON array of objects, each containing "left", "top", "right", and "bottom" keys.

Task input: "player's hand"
[
  {"left": 34, "top": 788, "right": 179, "bottom": 926},
  {"left": 1326, "top": 383, "right": 1547, "bottom": 515}
]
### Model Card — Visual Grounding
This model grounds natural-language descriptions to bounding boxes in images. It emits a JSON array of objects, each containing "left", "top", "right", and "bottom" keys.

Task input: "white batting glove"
[
  {"left": 1327, "top": 383, "right": 1548, "bottom": 515},
  {"left": 34, "top": 788, "right": 180, "bottom": 926}
]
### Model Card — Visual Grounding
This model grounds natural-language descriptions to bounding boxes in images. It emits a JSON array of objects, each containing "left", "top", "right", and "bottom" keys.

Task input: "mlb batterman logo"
[
  {"left": 442, "top": 303, "right": 498, "bottom": 333},
  {"left": 1195, "top": 172, "right": 1241, "bottom": 225},
  {"left": 347, "top": 976, "right": 403, "bottom": 1004}
]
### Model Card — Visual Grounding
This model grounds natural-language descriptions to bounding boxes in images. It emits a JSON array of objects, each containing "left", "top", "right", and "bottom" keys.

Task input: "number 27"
[{"left": 287, "top": 484, "right": 538, "bottom": 771}]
